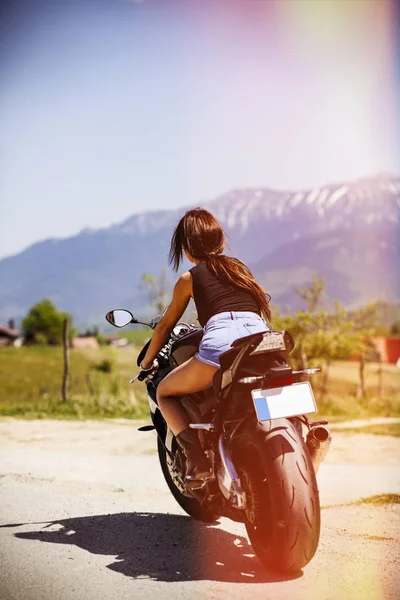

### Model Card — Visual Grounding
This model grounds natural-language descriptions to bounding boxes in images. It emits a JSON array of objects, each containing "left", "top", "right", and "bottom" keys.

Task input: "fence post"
[
  {"left": 356, "top": 350, "right": 366, "bottom": 399},
  {"left": 377, "top": 351, "right": 384, "bottom": 399},
  {"left": 319, "top": 357, "right": 331, "bottom": 401},
  {"left": 62, "top": 316, "right": 69, "bottom": 402}
]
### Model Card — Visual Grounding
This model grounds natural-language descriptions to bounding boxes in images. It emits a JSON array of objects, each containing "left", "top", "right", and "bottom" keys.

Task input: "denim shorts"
[{"left": 195, "top": 311, "right": 269, "bottom": 368}]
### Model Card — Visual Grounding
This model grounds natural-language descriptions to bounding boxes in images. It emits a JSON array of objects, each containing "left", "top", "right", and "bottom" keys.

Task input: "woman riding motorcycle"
[{"left": 140, "top": 208, "right": 271, "bottom": 482}]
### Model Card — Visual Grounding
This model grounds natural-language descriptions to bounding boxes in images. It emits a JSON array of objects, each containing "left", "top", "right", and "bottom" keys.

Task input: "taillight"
[
  {"left": 267, "top": 365, "right": 293, "bottom": 388},
  {"left": 269, "top": 376, "right": 293, "bottom": 389}
]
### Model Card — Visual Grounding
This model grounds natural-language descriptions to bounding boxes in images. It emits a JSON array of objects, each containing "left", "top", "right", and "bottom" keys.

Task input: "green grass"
[
  {"left": 115, "top": 328, "right": 152, "bottom": 346},
  {"left": 308, "top": 360, "right": 400, "bottom": 421},
  {"left": 332, "top": 422, "right": 400, "bottom": 437},
  {"left": 0, "top": 348, "right": 399, "bottom": 420},
  {"left": 322, "top": 494, "right": 400, "bottom": 510},
  {"left": 353, "top": 494, "right": 400, "bottom": 506},
  {"left": 0, "top": 346, "right": 149, "bottom": 419}
]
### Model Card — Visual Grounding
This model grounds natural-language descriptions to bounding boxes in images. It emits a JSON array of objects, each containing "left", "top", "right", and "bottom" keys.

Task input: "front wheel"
[
  {"left": 233, "top": 418, "right": 320, "bottom": 573},
  {"left": 157, "top": 437, "right": 219, "bottom": 523}
]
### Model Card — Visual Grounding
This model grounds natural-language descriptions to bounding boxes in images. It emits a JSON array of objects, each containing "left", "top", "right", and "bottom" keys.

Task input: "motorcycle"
[{"left": 105, "top": 308, "right": 332, "bottom": 573}]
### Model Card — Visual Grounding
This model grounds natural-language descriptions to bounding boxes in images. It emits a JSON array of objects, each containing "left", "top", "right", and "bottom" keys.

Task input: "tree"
[
  {"left": 290, "top": 276, "right": 327, "bottom": 369},
  {"left": 22, "top": 299, "right": 73, "bottom": 345},
  {"left": 295, "top": 275, "right": 326, "bottom": 313},
  {"left": 275, "top": 281, "right": 384, "bottom": 401},
  {"left": 307, "top": 303, "right": 355, "bottom": 401},
  {"left": 140, "top": 267, "right": 170, "bottom": 314},
  {"left": 274, "top": 283, "right": 356, "bottom": 399},
  {"left": 347, "top": 303, "right": 380, "bottom": 399}
]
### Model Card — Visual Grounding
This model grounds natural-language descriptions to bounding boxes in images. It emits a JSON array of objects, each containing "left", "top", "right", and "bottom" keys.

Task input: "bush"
[{"left": 94, "top": 358, "right": 113, "bottom": 373}]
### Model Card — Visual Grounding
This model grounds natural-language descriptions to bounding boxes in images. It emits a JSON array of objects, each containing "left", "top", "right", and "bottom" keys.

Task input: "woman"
[{"left": 140, "top": 208, "right": 271, "bottom": 482}]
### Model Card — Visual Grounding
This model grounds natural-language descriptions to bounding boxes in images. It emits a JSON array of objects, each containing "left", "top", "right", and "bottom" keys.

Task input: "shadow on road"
[{"left": 5, "top": 512, "right": 302, "bottom": 583}]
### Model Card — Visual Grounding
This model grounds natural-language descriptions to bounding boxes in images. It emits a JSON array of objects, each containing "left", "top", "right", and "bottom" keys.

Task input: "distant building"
[
  {"left": 71, "top": 336, "right": 99, "bottom": 349},
  {"left": 0, "top": 321, "right": 21, "bottom": 347},
  {"left": 107, "top": 336, "right": 131, "bottom": 348},
  {"left": 371, "top": 337, "right": 400, "bottom": 365}
]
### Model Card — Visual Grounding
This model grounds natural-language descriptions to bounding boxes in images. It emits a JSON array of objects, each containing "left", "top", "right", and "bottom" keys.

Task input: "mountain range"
[{"left": 0, "top": 173, "right": 399, "bottom": 325}]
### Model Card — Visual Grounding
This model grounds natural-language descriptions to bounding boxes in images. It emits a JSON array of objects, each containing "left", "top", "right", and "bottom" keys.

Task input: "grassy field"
[
  {"left": 0, "top": 346, "right": 399, "bottom": 420},
  {"left": 0, "top": 346, "right": 148, "bottom": 419},
  {"left": 310, "top": 360, "right": 400, "bottom": 420},
  {"left": 332, "top": 422, "right": 400, "bottom": 436}
]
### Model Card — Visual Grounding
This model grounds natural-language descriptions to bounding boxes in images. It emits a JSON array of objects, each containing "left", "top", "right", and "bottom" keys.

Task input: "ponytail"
[{"left": 205, "top": 254, "right": 271, "bottom": 323}]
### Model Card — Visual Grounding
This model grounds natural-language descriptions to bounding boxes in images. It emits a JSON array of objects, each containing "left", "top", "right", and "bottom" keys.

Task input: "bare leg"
[{"left": 157, "top": 357, "right": 218, "bottom": 435}]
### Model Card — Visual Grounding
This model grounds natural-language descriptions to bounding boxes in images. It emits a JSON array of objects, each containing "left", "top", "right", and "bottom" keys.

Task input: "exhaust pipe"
[{"left": 306, "top": 426, "right": 332, "bottom": 473}]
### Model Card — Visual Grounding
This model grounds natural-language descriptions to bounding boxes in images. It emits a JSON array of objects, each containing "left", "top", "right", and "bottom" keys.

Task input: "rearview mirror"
[{"left": 105, "top": 309, "right": 136, "bottom": 328}]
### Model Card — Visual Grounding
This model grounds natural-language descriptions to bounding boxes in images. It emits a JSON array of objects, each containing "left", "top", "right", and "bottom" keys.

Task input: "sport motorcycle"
[{"left": 105, "top": 308, "right": 332, "bottom": 573}]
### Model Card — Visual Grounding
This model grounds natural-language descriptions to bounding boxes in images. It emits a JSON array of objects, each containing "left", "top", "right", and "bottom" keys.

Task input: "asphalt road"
[{"left": 0, "top": 419, "right": 399, "bottom": 600}]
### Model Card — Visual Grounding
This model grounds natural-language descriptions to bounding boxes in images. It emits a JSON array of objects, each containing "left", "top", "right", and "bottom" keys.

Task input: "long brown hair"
[{"left": 169, "top": 208, "right": 271, "bottom": 322}]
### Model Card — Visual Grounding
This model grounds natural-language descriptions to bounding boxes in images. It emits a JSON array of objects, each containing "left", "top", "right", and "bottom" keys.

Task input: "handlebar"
[
  {"left": 132, "top": 321, "right": 200, "bottom": 382},
  {"left": 130, "top": 368, "right": 155, "bottom": 384}
]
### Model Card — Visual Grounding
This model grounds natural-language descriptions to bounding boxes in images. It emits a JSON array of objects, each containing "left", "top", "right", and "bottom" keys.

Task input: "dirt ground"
[{"left": 0, "top": 417, "right": 399, "bottom": 600}]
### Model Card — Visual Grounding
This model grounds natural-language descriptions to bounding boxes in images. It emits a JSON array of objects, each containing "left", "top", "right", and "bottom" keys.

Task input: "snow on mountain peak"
[{"left": 105, "top": 173, "right": 399, "bottom": 237}]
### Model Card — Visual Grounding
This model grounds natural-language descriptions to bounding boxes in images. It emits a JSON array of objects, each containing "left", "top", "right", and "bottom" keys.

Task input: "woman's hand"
[{"left": 140, "top": 358, "right": 159, "bottom": 373}]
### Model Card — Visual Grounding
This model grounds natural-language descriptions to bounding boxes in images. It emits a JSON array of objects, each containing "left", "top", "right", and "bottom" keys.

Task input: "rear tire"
[
  {"left": 157, "top": 437, "right": 219, "bottom": 523},
  {"left": 232, "top": 418, "right": 320, "bottom": 573}
]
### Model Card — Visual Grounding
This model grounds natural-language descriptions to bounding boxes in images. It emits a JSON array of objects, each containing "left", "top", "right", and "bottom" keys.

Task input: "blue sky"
[{"left": 0, "top": 0, "right": 399, "bottom": 258}]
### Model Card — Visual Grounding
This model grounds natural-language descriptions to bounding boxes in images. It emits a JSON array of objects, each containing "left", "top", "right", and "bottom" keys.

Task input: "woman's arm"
[{"left": 140, "top": 271, "right": 192, "bottom": 369}]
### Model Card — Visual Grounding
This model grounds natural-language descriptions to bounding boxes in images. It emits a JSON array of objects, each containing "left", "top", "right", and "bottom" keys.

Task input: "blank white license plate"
[{"left": 251, "top": 381, "right": 317, "bottom": 422}]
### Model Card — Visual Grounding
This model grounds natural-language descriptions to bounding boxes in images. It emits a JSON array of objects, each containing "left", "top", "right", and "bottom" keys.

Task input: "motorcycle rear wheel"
[
  {"left": 157, "top": 437, "right": 219, "bottom": 523},
  {"left": 233, "top": 418, "right": 320, "bottom": 573}
]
